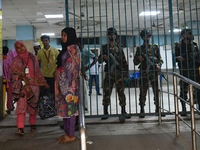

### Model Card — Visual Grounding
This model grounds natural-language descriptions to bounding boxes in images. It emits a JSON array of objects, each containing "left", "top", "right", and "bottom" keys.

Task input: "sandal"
[
  {"left": 30, "top": 125, "right": 37, "bottom": 132},
  {"left": 57, "top": 135, "right": 75, "bottom": 143},
  {"left": 57, "top": 134, "right": 66, "bottom": 141},
  {"left": 16, "top": 128, "right": 24, "bottom": 136},
  {"left": 6, "top": 110, "right": 11, "bottom": 114}
]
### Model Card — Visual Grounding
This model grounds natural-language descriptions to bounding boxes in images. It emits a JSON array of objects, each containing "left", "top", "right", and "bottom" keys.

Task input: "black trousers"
[{"left": 44, "top": 77, "right": 55, "bottom": 97}]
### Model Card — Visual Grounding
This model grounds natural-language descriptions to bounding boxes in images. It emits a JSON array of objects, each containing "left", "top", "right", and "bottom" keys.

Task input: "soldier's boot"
[
  {"left": 101, "top": 106, "right": 109, "bottom": 120},
  {"left": 181, "top": 104, "right": 187, "bottom": 116},
  {"left": 118, "top": 106, "right": 125, "bottom": 123},
  {"left": 121, "top": 106, "right": 131, "bottom": 119},
  {"left": 139, "top": 105, "right": 145, "bottom": 118},
  {"left": 198, "top": 104, "right": 200, "bottom": 115}
]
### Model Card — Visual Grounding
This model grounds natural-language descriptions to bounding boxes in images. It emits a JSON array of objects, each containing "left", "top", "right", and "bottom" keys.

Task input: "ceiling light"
[
  {"left": 45, "top": 14, "right": 63, "bottom": 18},
  {"left": 139, "top": 11, "right": 160, "bottom": 16},
  {"left": 41, "top": 33, "right": 55, "bottom": 36},
  {"left": 168, "top": 29, "right": 181, "bottom": 32}
]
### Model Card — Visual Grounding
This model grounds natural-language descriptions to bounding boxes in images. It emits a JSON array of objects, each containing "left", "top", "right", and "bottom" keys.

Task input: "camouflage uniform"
[
  {"left": 133, "top": 44, "right": 163, "bottom": 112},
  {"left": 175, "top": 41, "right": 200, "bottom": 111},
  {"left": 99, "top": 42, "right": 129, "bottom": 107}
]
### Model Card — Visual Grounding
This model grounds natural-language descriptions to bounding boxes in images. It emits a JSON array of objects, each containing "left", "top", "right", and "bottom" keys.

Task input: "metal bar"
[
  {"left": 158, "top": 77, "right": 162, "bottom": 125},
  {"left": 162, "top": 72, "right": 200, "bottom": 90},
  {"left": 79, "top": 42, "right": 86, "bottom": 149},
  {"left": 79, "top": 74, "right": 87, "bottom": 150},
  {"left": 189, "top": 84, "right": 197, "bottom": 150},
  {"left": 173, "top": 75, "right": 180, "bottom": 136},
  {"left": 65, "top": 0, "right": 69, "bottom": 27}
]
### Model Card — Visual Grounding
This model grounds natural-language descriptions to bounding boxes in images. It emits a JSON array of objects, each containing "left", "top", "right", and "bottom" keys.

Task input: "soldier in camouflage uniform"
[
  {"left": 175, "top": 28, "right": 200, "bottom": 116},
  {"left": 98, "top": 27, "right": 131, "bottom": 122},
  {"left": 133, "top": 29, "right": 163, "bottom": 118}
]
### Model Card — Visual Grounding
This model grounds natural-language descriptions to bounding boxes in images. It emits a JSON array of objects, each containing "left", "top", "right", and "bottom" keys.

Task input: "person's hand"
[
  {"left": 53, "top": 71, "right": 57, "bottom": 77},
  {"left": 19, "top": 92, "right": 25, "bottom": 97},
  {"left": 22, "top": 76, "right": 30, "bottom": 85},
  {"left": 44, "top": 84, "right": 50, "bottom": 89},
  {"left": 155, "top": 65, "right": 161, "bottom": 71},
  {"left": 84, "top": 66, "right": 89, "bottom": 71},
  {"left": 84, "top": 74, "right": 88, "bottom": 80},
  {"left": 137, "top": 56, "right": 144, "bottom": 61},
  {"left": 176, "top": 56, "right": 185, "bottom": 61},
  {"left": 103, "top": 55, "right": 108, "bottom": 60}
]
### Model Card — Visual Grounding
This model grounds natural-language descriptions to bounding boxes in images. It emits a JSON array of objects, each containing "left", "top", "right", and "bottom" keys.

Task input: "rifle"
[
  {"left": 142, "top": 52, "right": 168, "bottom": 82},
  {"left": 109, "top": 53, "right": 124, "bottom": 71}
]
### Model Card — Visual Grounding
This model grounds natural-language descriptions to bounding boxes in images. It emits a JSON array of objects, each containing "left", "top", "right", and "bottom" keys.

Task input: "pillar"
[
  {"left": 16, "top": 25, "right": 36, "bottom": 53},
  {"left": 0, "top": 0, "right": 3, "bottom": 120}
]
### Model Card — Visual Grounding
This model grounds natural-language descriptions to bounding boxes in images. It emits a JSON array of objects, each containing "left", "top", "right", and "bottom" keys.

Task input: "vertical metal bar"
[
  {"left": 65, "top": 0, "right": 69, "bottom": 27},
  {"left": 129, "top": 0, "right": 138, "bottom": 113},
  {"left": 136, "top": 0, "right": 141, "bottom": 114},
  {"left": 158, "top": 76, "right": 162, "bottom": 124},
  {"left": 189, "top": 84, "right": 197, "bottom": 150},
  {"left": 168, "top": 0, "right": 176, "bottom": 73},
  {"left": 123, "top": 0, "right": 130, "bottom": 113},
  {"left": 173, "top": 75, "right": 180, "bottom": 136},
  {"left": 161, "top": 1, "right": 170, "bottom": 113},
  {"left": 79, "top": 58, "right": 87, "bottom": 150}
]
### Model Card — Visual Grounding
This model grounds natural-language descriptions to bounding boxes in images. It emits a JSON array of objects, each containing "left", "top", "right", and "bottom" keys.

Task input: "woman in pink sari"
[
  {"left": 55, "top": 27, "right": 81, "bottom": 143},
  {"left": 10, "top": 41, "right": 48, "bottom": 136}
]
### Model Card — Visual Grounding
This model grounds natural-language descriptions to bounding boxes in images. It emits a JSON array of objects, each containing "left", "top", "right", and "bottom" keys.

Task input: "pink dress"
[{"left": 10, "top": 52, "right": 47, "bottom": 115}]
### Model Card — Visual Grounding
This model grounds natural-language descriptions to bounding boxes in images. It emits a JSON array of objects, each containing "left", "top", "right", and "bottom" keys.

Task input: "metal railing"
[{"left": 159, "top": 71, "right": 200, "bottom": 150}]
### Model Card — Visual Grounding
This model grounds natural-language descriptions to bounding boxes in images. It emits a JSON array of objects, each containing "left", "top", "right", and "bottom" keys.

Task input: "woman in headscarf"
[
  {"left": 55, "top": 27, "right": 81, "bottom": 143},
  {"left": 10, "top": 41, "right": 48, "bottom": 136}
]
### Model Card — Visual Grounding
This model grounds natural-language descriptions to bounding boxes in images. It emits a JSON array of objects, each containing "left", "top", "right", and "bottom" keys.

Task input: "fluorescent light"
[
  {"left": 41, "top": 33, "right": 55, "bottom": 36},
  {"left": 45, "top": 14, "right": 63, "bottom": 18},
  {"left": 139, "top": 11, "right": 160, "bottom": 16},
  {"left": 168, "top": 29, "right": 181, "bottom": 32}
]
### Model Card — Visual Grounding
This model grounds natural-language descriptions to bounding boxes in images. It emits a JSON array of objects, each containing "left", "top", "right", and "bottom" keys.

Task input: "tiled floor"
[
  {"left": 1, "top": 84, "right": 200, "bottom": 150},
  {"left": 0, "top": 114, "right": 200, "bottom": 150}
]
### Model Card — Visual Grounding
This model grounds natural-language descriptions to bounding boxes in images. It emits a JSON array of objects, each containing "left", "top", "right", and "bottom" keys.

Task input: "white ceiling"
[{"left": 2, "top": 0, "right": 200, "bottom": 40}]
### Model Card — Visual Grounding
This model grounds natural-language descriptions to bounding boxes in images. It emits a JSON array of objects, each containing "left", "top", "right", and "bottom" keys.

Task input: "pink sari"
[{"left": 11, "top": 41, "right": 47, "bottom": 114}]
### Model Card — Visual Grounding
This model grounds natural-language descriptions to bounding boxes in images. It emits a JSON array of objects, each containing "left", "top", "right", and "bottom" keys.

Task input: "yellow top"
[{"left": 37, "top": 46, "right": 59, "bottom": 77}]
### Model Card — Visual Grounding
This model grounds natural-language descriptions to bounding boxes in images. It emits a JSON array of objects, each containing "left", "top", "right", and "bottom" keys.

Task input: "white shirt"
[{"left": 89, "top": 58, "right": 99, "bottom": 75}]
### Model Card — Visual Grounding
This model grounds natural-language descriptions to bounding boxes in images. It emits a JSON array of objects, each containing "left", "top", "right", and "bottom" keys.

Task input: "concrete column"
[
  {"left": 16, "top": 25, "right": 36, "bottom": 53},
  {"left": 0, "top": 0, "right": 3, "bottom": 120}
]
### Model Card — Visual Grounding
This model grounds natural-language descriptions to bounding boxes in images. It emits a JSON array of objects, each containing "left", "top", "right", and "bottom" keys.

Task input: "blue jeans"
[{"left": 89, "top": 74, "right": 100, "bottom": 94}]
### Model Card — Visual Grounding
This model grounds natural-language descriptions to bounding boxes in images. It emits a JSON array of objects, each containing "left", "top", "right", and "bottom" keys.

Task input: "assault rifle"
[
  {"left": 109, "top": 53, "right": 124, "bottom": 71},
  {"left": 142, "top": 52, "right": 168, "bottom": 82}
]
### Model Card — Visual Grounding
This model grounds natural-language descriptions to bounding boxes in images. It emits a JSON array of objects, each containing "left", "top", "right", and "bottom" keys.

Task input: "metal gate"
[{"left": 67, "top": 0, "right": 200, "bottom": 118}]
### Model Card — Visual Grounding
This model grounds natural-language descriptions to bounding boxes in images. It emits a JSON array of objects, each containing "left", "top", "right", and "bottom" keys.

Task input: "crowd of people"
[{"left": 2, "top": 26, "right": 200, "bottom": 143}]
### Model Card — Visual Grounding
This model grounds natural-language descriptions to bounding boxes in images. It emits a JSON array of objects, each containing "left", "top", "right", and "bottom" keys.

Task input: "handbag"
[{"left": 38, "top": 87, "right": 56, "bottom": 119}]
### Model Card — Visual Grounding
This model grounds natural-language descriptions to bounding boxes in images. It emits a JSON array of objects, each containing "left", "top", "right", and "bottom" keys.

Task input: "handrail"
[
  {"left": 161, "top": 71, "right": 200, "bottom": 89},
  {"left": 160, "top": 71, "right": 200, "bottom": 150}
]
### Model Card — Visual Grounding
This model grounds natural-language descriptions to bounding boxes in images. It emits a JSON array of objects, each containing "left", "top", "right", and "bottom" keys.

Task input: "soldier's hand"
[
  {"left": 137, "top": 56, "right": 144, "bottom": 61},
  {"left": 176, "top": 56, "right": 185, "bottom": 61},
  {"left": 103, "top": 55, "right": 108, "bottom": 60},
  {"left": 156, "top": 65, "right": 161, "bottom": 71}
]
